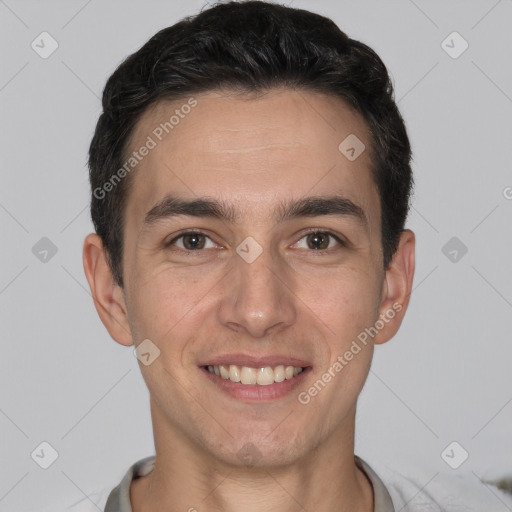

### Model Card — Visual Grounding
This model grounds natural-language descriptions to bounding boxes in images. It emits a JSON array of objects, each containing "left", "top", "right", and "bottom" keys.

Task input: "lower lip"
[{"left": 200, "top": 366, "right": 311, "bottom": 402}]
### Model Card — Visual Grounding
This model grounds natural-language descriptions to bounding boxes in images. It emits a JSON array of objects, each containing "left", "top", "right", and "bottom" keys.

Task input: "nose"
[{"left": 217, "top": 242, "right": 297, "bottom": 338}]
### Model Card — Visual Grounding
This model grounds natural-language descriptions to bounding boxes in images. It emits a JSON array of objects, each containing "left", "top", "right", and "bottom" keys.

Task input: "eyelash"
[{"left": 165, "top": 229, "right": 346, "bottom": 253}]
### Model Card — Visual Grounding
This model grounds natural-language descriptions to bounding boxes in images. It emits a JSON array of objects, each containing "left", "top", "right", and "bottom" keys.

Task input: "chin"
[{"left": 204, "top": 430, "right": 311, "bottom": 469}]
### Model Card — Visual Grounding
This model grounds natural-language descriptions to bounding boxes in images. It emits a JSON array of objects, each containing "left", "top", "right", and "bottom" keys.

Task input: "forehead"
[{"left": 124, "top": 88, "right": 379, "bottom": 229}]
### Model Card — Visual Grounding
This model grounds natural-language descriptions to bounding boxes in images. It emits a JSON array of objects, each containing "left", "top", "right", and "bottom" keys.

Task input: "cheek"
[
  {"left": 298, "top": 264, "right": 380, "bottom": 337},
  {"left": 129, "top": 264, "right": 224, "bottom": 347},
  {"left": 126, "top": 266, "right": 208, "bottom": 340}
]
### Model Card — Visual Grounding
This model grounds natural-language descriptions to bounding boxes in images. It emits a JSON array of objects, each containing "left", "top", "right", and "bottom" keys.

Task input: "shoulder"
[
  {"left": 372, "top": 462, "right": 512, "bottom": 511},
  {"left": 35, "top": 487, "right": 112, "bottom": 512},
  {"left": 33, "top": 455, "right": 155, "bottom": 512}
]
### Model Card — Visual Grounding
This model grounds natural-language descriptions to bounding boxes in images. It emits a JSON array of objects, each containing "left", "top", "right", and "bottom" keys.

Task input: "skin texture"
[{"left": 83, "top": 88, "right": 415, "bottom": 512}]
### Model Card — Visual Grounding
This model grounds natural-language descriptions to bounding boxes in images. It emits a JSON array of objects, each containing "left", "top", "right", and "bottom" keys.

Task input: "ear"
[
  {"left": 373, "top": 229, "right": 415, "bottom": 345},
  {"left": 82, "top": 233, "right": 133, "bottom": 346}
]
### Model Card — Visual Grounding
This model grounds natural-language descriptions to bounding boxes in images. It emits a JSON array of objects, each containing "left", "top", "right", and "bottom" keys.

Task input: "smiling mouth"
[{"left": 203, "top": 364, "right": 306, "bottom": 385}]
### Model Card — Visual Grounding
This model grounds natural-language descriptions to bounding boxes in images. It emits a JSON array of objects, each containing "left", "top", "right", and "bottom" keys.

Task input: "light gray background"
[{"left": 1, "top": 0, "right": 511, "bottom": 510}]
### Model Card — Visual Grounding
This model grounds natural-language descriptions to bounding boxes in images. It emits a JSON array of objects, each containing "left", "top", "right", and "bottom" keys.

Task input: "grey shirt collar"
[{"left": 104, "top": 454, "right": 395, "bottom": 511}]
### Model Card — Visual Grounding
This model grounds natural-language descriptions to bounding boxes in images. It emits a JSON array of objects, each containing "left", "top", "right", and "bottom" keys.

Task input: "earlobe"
[
  {"left": 82, "top": 233, "right": 133, "bottom": 346},
  {"left": 373, "top": 229, "right": 415, "bottom": 345}
]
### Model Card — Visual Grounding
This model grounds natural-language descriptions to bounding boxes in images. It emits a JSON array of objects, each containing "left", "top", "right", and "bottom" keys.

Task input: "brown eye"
[
  {"left": 182, "top": 233, "right": 205, "bottom": 250},
  {"left": 167, "top": 232, "right": 215, "bottom": 251},
  {"left": 306, "top": 232, "right": 330, "bottom": 250},
  {"left": 294, "top": 231, "right": 343, "bottom": 251}
]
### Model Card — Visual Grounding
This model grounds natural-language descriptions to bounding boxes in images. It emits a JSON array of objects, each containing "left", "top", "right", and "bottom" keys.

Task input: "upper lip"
[{"left": 199, "top": 354, "right": 312, "bottom": 368}]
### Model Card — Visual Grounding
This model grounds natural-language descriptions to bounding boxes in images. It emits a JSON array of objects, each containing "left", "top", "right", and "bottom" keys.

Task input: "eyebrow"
[{"left": 143, "top": 194, "right": 369, "bottom": 231}]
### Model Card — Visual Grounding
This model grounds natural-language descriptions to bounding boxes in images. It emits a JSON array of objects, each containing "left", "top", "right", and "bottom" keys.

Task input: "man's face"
[{"left": 120, "top": 88, "right": 387, "bottom": 466}]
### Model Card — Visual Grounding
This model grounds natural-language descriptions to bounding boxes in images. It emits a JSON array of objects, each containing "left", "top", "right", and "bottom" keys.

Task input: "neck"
[{"left": 131, "top": 405, "right": 374, "bottom": 512}]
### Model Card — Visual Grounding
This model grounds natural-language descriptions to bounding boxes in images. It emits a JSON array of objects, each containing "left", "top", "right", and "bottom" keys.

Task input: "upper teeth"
[{"left": 207, "top": 364, "right": 304, "bottom": 385}]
